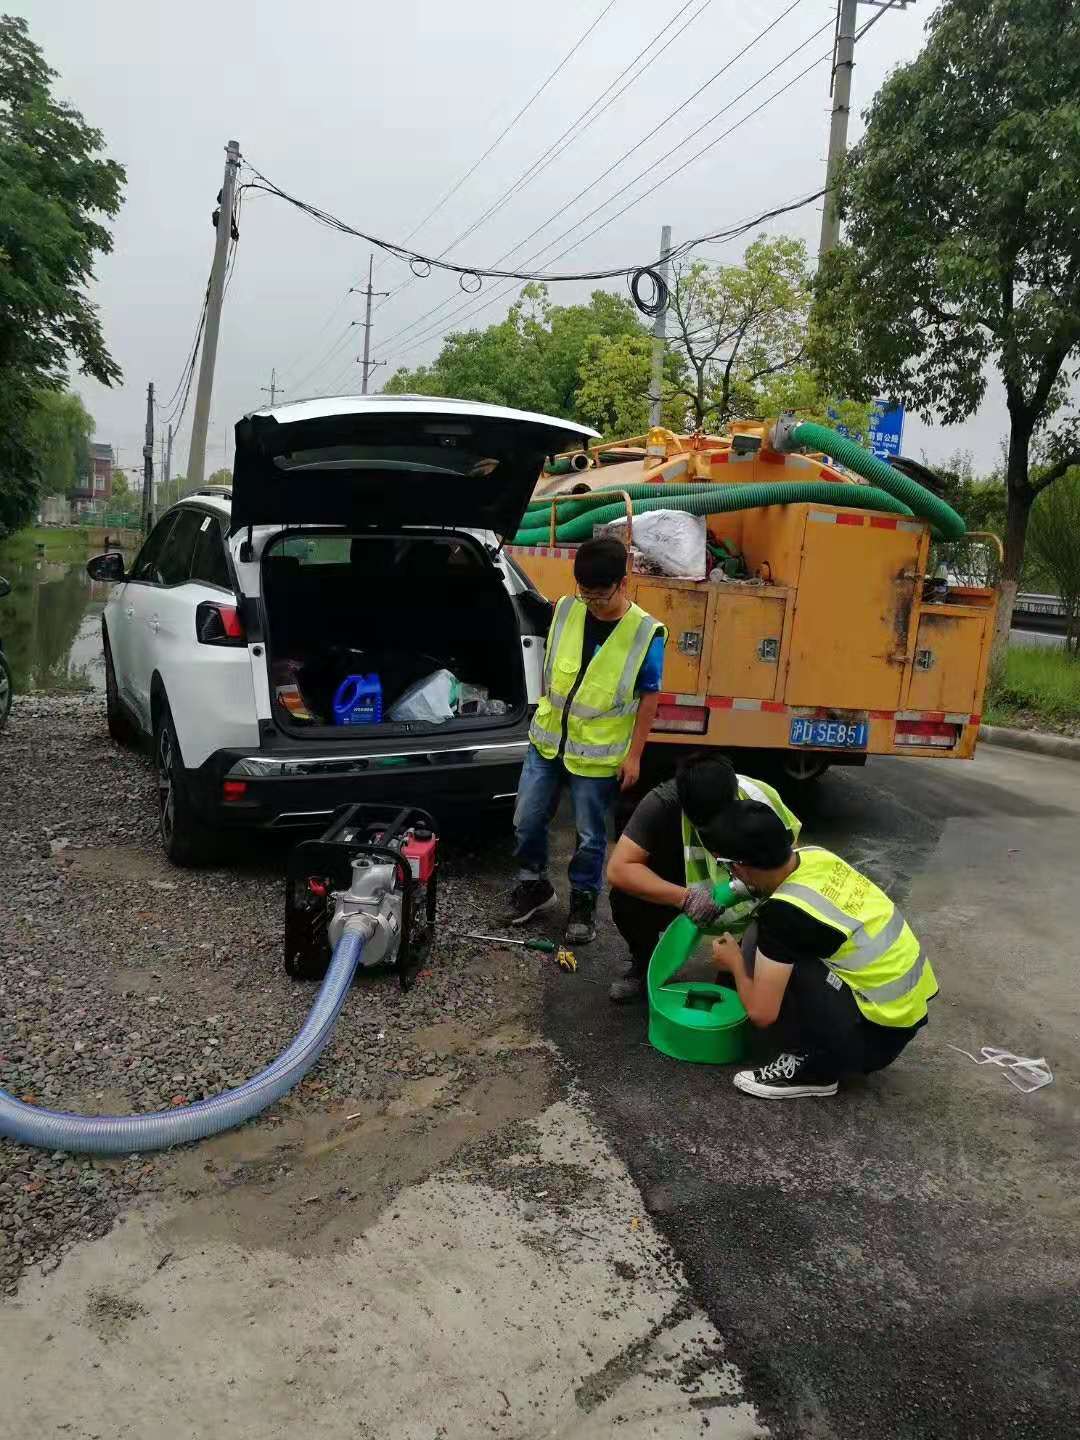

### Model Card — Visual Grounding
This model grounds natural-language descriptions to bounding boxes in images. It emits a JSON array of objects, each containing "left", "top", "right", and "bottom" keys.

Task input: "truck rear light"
[
  {"left": 654, "top": 703, "right": 708, "bottom": 735},
  {"left": 895, "top": 719, "right": 960, "bottom": 748},
  {"left": 196, "top": 601, "right": 245, "bottom": 646},
  {"left": 222, "top": 780, "right": 248, "bottom": 801}
]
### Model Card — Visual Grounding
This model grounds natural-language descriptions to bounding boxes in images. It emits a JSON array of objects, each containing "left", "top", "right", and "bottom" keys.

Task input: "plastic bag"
[
  {"left": 387, "top": 668, "right": 457, "bottom": 725},
  {"left": 604, "top": 509, "right": 707, "bottom": 579}
]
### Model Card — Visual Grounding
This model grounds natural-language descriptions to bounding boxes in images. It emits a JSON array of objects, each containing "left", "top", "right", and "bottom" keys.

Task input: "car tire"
[
  {"left": 154, "top": 698, "right": 217, "bottom": 866},
  {"left": 779, "top": 753, "right": 830, "bottom": 784},
  {"left": 0, "top": 651, "right": 12, "bottom": 731},
  {"left": 103, "top": 633, "right": 137, "bottom": 746}
]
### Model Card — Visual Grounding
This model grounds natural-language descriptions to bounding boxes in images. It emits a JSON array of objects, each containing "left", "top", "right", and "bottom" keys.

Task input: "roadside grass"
[
  {"left": 985, "top": 643, "right": 1080, "bottom": 731},
  {"left": 0, "top": 526, "right": 92, "bottom": 565}
]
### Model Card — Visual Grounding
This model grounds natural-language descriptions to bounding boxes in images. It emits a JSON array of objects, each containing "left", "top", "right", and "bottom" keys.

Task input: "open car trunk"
[{"left": 262, "top": 530, "right": 526, "bottom": 738}]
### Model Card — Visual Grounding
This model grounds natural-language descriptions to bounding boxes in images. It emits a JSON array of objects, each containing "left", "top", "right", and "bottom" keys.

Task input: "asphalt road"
[{"left": 541, "top": 746, "right": 1080, "bottom": 1440}]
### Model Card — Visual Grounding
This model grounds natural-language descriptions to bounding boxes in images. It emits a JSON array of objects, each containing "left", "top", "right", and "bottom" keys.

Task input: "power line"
[
  {"left": 382, "top": 18, "right": 834, "bottom": 362},
  {"left": 396, "top": 0, "right": 620, "bottom": 250},
  {"left": 375, "top": 0, "right": 810, "bottom": 354},
  {"left": 373, "top": 0, "right": 711, "bottom": 321}
]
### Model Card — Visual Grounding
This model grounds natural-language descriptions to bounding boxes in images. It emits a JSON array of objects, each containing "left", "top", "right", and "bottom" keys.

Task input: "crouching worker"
[
  {"left": 709, "top": 801, "right": 938, "bottom": 1100},
  {"left": 510, "top": 538, "right": 667, "bottom": 945},
  {"left": 604, "top": 756, "right": 801, "bottom": 1004}
]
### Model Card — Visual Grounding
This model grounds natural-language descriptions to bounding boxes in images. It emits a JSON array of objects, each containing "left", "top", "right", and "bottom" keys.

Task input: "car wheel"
[
  {"left": 154, "top": 699, "right": 216, "bottom": 866},
  {"left": 779, "top": 753, "right": 830, "bottom": 784},
  {"left": 0, "top": 652, "right": 12, "bottom": 732},
  {"left": 103, "top": 634, "right": 136, "bottom": 745}
]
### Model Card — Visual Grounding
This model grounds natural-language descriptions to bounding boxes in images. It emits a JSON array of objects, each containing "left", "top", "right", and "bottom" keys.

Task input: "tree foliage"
[
  {"left": 1027, "top": 468, "right": 1080, "bottom": 653},
  {"left": 25, "top": 389, "right": 94, "bottom": 498},
  {"left": 810, "top": 0, "right": 1080, "bottom": 652},
  {"left": 574, "top": 333, "right": 685, "bottom": 440},
  {"left": 206, "top": 468, "right": 232, "bottom": 487},
  {"left": 0, "top": 14, "right": 125, "bottom": 534}
]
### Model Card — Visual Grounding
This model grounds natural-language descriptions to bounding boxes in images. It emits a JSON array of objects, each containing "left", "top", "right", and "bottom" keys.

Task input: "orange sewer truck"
[{"left": 507, "top": 415, "right": 998, "bottom": 784}]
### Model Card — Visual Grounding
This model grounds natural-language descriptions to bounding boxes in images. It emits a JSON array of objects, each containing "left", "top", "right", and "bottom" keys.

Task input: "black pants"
[{"left": 609, "top": 901, "right": 923, "bottom": 1077}]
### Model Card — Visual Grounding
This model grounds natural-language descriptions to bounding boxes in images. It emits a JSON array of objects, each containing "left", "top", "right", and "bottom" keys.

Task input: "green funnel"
[{"left": 647, "top": 879, "right": 749, "bottom": 1065}]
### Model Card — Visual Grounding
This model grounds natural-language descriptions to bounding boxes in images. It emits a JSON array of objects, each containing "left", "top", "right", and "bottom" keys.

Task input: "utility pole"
[
  {"left": 354, "top": 255, "right": 389, "bottom": 394},
  {"left": 261, "top": 367, "right": 284, "bottom": 407},
  {"left": 187, "top": 138, "right": 241, "bottom": 489},
  {"left": 164, "top": 424, "right": 173, "bottom": 508},
  {"left": 141, "top": 382, "right": 155, "bottom": 535},
  {"left": 648, "top": 224, "right": 673, "bottom": 429},
  {"left": 818, "top": 0, "right": 911, "bottom": 257}
]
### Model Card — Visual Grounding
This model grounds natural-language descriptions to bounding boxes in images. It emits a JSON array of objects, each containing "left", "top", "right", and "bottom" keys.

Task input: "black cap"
[
  {"left": 676, "top": 756, "right": 737, "bottom": 828},
  {"left": 699, "top": 799, "right": 793, "bottom": 868}
]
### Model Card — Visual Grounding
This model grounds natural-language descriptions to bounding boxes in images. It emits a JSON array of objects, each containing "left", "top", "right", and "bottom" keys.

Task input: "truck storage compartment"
[
  {"left": 903, "top": 606, "right": 991, "bottom": 715},
  {"left": 261, "top": 532, "right": 525, "bottom": 735}
]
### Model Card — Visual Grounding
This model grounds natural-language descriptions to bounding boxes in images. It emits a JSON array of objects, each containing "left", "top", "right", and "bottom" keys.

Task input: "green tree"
[
  {"left": 25, "top": 389, "right": 94, "bottom": 497},
  {"left": 1026, "top": 468, "right": 1080, "bottom": 653},
  {"left": 574, "top": 333, "right": 686, "bottom": 439},
  {"left": 384, "top": 285, "right": 647, "bottom": 418},
  {"left": 110, "top": 468, "right": 131, "bottom": 502},
  {"left": 206, "top": 468, "right": 232, "bottom": 487},
  {"left": 810, "top": 0, "right": 1080, "bottom": 657},
  {"left": 665, "top": 237, "right": 835, "bottom": 429},
  {"left": 0, "top": 14, "right": 125, "bottom": 535}
]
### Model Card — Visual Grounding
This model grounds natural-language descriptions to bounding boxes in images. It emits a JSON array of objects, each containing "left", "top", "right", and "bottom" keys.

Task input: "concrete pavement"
[{"left": 542, "top": 745, "right": 1080, "bottom": 1440}]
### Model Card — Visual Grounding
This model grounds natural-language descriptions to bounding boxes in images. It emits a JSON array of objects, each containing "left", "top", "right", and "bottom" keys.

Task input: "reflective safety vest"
[
  {"left": 772, "top": 846, "right": 938, "bottom": 1028},
  {"left": 529, "top": 596, "right": 666, "bottom": 778},
  {"left": 682, "top": 775, "right": 802, "bottom": 932}
]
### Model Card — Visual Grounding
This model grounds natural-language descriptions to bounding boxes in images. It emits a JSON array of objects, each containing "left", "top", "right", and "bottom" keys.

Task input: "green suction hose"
[
  {"left": 786, "top": 421, "right": 966, "bottom": 540},
  {"left": 512, "top": 480, "right": 914, "bottom": 547},
  {"left": 524, "top": 482, "right": 721, "bottom": 526}
]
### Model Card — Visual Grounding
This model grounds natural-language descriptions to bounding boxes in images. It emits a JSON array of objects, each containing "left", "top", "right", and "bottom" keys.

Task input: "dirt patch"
[
  {"left": 85, "top": 1287, "right": 147, "bottom": 1341},
  {"left": 158, "top": 1050, "right": 553, "bottom": 1258}
]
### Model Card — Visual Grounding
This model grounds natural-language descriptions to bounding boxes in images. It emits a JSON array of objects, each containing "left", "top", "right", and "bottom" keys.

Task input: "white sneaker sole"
[
  {"left": 733, "top": 1071, "right": 839, "bottom": 1099},
  {"left": 510, "top": 890, "right": 557, "bottom": 926}
]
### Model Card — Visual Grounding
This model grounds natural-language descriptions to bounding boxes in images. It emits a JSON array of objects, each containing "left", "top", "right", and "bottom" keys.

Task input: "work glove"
[{"left": 681, "top": 881, "right": 724, "bottom": 927}]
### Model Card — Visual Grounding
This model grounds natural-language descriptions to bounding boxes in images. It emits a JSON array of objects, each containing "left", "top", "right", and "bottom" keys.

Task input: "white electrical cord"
[{"left": 948, "top": 1044, "right": 1053, "bottom": 1094}]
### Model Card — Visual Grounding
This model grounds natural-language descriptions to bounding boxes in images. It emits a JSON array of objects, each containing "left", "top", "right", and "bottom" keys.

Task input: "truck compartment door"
[
  {"left": 904, "top": 608, "right": 990, "bottom": 714},
  {"left": 708, "top": 592, "right": 788, "bottom": 701},
  {"left": 635, "top": 584, "right": 709, "bottom": 694}
]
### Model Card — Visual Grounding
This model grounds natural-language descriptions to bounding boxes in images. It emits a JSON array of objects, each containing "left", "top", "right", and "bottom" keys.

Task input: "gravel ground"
[{"left": 0, "top": 693, "right": 529, "bottom": 1295}]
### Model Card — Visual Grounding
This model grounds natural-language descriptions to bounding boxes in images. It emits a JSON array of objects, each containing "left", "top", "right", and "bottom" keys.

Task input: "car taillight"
[
  {"left": 895, "top": 719, "right": 960, "bottom": 748},
  {"left": 222, "top": 779, "right": 248, "bottom": 801},
  {"left": 654, "top": 703, "right": 708, "bottom": 735},
  {"left": 196, "top": 601, "right": 245, "bottom": 646}
]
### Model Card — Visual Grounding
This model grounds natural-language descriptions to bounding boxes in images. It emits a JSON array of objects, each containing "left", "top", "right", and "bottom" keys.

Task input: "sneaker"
[
  {"left": 508, "top": 877, "right": 556, "bottom": 926},
  {"left": 732, "top": 1053, "right": 839, "bottom": 1099},
  {"left": 608, "top": 975, "right": 646, "bottom": 1004},
  {"left": 565, "top": 889, "right": 597, "bottom": 946}
]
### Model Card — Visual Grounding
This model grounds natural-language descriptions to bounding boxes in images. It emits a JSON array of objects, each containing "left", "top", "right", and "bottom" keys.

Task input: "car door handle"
[
  {"left": 125, "top": 605, "right": 135, "bottom": 620},
  {"left": 149, "top": 615, "right": 160, "bottom": 633}
]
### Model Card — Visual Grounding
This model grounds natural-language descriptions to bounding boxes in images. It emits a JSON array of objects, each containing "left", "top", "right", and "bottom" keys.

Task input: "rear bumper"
[{"left": 189, "top": 734, "right": 529, "bottom": 829}]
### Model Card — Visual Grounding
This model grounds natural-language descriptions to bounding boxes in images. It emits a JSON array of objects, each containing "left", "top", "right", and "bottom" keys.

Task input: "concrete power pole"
[
  {"left": 818, "top": 0, "right": 912, "bottom": 257},
  {"left": 261, "top": 368, "right": 284, "bottom": 407},
  {"left": 187, "top": 139, "right": 241, "bottom": 489},
  {"left": 141, "top": 382, "right": 155, "bottom": 534},
  {"left": 356, "top": 255, "right": 388, "bottom": 394},
  {"left": 648, "top": 225, "right": 673, "bottom": 429},
  {"left": 164, "top": 423, "right": 173, "bottom": 508}
]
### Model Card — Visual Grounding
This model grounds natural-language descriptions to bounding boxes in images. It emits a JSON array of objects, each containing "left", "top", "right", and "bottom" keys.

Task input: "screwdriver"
[{"left": 458, "top": 932, "right": 577, "bottom": 972}]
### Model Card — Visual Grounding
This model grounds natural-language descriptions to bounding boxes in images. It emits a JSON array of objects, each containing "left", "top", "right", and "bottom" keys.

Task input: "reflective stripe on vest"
[
  {"left": 772, "top": 847, "right": 937, "bottom": 1027},
  {"left": 530, "top": 598, "right": 665, "bottom": 777}
]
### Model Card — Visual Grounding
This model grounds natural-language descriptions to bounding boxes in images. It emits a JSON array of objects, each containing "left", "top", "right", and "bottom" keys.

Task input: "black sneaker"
[
  {"left": 565, "top": 889, "right": 597, "bottom": 945},
  {"left": 733, "top": 1053, "right": 839, "bottom": 1099},
  {"left": 508, "top": 877, "right": 556, "bottom": 926}
]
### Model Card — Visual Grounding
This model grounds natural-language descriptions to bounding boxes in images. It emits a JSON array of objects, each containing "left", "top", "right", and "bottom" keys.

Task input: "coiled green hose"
[
  {"left": 524, "top": 481, "right": 719, "bottom": 526},
  {"left": 512, "top": 480, "right": 914, "bottom": 547},
  {"left": 787, "top": 422, "right": 965, "bottom": 540}
]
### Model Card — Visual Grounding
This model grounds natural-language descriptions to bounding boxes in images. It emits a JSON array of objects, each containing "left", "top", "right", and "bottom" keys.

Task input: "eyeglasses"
[{"left": 575, "top": 582, "right": 621, "bottom": 604}]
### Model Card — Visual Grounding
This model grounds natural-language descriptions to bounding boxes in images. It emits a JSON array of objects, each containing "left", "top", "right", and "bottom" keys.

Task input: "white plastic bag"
[
  {"left": 388, "top": 668, "right": 457, "bottom": 724},
  {"left": 604, "top": 509, "right": 707, "bottom": 579}
]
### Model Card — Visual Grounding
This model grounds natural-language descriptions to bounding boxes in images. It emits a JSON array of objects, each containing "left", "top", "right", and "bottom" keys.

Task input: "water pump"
[{"left": 285, "top": 804, "right": 439, "bottom": 989}]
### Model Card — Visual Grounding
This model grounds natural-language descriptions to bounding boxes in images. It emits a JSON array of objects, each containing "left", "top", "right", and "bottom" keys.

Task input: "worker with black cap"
[
  {"left": 708, "top": 800, "right": 938, "bottom": 1099},
  {"left": 604, "top": 756, "right": 801, "bottom": 1004}
]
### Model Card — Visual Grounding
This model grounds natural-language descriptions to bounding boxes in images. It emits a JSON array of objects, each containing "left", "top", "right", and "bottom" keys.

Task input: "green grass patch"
[{"left": 986, "top": 643, "right": 1080, "bottom": 726}]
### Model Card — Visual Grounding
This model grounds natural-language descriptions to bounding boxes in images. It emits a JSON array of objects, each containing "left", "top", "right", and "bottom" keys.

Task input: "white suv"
[{"left": 88, "top": 396, "right": 594, "bottom": 863}]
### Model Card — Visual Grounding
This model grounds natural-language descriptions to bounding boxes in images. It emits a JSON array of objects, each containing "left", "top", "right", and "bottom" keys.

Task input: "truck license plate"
[{"left": 789, "top": 717, "right": 868, "bottom": 750}]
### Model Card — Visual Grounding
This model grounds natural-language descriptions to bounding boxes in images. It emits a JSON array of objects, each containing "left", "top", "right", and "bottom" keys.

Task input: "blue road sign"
[{"left": 835, "top": 400, "right": 905, "bottom": 460}]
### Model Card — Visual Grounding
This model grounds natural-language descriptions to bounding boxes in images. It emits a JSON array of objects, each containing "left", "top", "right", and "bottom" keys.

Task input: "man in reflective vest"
[
  {"left": 605, "top": 756, "right": 801, "bottom": 1003},
  {"left": 510, "top": 537, "right": 666, "bottom": 945},
  {"left": 709, "top": 800, "right": 938, "bottom": 1099}
]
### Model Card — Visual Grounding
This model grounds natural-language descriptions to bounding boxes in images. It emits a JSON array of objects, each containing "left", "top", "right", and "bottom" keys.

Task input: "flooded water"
[{"left": 0, "top": 543, "right": 131, "bottom": 694}]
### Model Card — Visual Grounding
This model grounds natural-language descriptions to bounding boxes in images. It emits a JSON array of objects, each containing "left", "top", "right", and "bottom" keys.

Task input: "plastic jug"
[{"left": 333, "top": 673, "right": 382, "bottom": 725}]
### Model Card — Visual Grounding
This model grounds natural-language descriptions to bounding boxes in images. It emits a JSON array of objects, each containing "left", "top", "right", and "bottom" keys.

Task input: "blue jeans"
[{"left": 513, "top": 746, "right": 619, "bottom": 895}]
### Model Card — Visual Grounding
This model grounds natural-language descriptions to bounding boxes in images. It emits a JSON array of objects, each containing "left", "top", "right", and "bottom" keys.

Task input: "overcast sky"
[{"left": 13, "top": 0, "right": 1007, "bottom": 478}]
